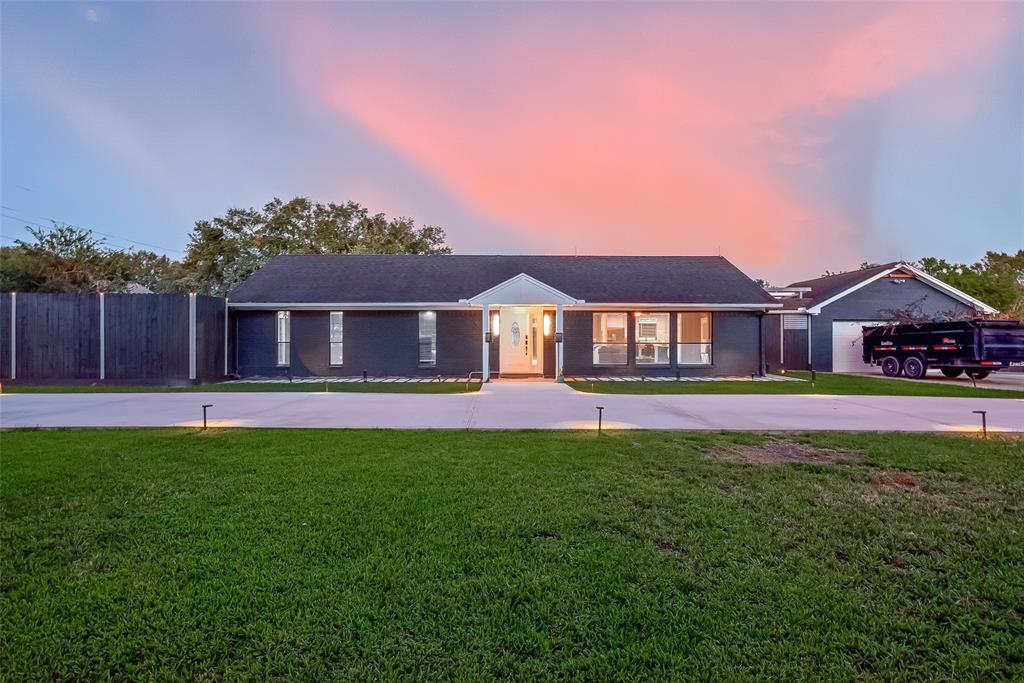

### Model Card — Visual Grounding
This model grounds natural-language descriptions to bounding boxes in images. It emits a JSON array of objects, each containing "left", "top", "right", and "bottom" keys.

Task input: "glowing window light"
[
  {"left": 543, "top": 313, "right": 551, "bottom": 336},
  {"left": 491, "top": 312, "right": 500, "bottom": 336}
]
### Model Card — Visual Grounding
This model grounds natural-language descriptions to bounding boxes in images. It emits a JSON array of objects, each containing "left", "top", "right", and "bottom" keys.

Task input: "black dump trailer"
[{"left": 862, "top": 319, "right": 1024, "bottom": 380}]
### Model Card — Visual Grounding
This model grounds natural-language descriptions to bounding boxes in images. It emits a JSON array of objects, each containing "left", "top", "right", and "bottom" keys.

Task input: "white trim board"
[
  {"left": 228, "top": 301, "right": 780, "bottom": 311},
  {"left": 806, "top": 263, "right": 997, "bottom": 315},
  {"left": 462, "top": 273, "right": 583, "bottom": 305}
]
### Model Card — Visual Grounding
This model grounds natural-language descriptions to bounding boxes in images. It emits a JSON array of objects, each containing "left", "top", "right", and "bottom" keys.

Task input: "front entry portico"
[{"left": 461, "top": 273, "right": 584, "bottom": 382}]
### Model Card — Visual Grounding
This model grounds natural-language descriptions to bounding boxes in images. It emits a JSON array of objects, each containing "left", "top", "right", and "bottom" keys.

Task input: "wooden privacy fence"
[{"left": 0, "top": 293, "right": 228, "bottom": 383}]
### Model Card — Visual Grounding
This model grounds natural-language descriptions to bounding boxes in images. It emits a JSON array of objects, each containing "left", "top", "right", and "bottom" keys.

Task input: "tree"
[
  {"left": 916, "top": 251, "right": 1023, "bottom": 318},
  {"left": 176, "top": 197, "right": 451, "bottom": 295},
  {"left": 0, "top": 223, "right": 178, "bottom": 293}
]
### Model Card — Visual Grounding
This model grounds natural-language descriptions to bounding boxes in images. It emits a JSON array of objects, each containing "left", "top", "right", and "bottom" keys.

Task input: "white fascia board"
[
  {"left": 577, "top": 303, "right": 782, "bottom": 311},
  {"left": 228, "top": 301, "right": 782, "bottom": 311},
  {"left": 806, "top": 266, "right": 900, "bottom": 314},
  {"left": 807, "top": 263, "right": 998, "bottom": 314},
  {"left": 464, "top": 273, "right": 582, "bottom": 305},
  {"left": 227, "top": 302, "right": 477, "bottom": 310},
  {"left": 766, "top": 308, "right": 809, "bottom": 314}
]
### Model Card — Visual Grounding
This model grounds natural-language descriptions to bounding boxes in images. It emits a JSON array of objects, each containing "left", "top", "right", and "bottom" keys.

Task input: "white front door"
[
  {"left": 832, "top": 321, "right": 884, "bottom": 372},
  {"left": 499, "top": 306, "right": 542, "bottom": 374}
]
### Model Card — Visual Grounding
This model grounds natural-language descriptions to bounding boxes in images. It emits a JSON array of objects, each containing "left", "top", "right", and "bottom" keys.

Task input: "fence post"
[
  {"left": 223, "top": 297, "right": 229, "bottom": 376},
  {"left": 188, "top": 293, "right": 197, "bottom": 381},
  {"left": 9, "top": 292, "right": 15, "bottom": 380},
  {"left": 99, "top": 293, "right": 105, "bottom": 380}
]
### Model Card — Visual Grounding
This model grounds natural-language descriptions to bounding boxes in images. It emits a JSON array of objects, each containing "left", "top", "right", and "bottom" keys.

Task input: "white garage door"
[{"left": 832, "top": 321, "right": 884, "bottom": 372}]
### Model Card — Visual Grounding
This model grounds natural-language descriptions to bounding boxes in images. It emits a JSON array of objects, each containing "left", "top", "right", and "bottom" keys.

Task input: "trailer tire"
[
  {"left": 903, "top": 355, "right": 927, "bottom": 380},
  {"left": 881, "top": 356, "right": 902, "bottom": 377},
  {"left": 966, "top": 369, "right": 991, "bottom": 380},
  {"left": 940, "top": 368, "right": 964, "bottom": 378}
]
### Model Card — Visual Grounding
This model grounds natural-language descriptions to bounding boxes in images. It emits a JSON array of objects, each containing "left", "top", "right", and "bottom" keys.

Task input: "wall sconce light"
[
  {"left": 543, "top": 313, "right": 551, "bottom": 336},
  {"left": 491, "top": 312, "right": 500, "bottom": 336}
]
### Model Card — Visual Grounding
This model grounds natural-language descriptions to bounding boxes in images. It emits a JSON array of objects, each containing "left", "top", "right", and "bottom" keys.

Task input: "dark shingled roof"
[
  {"left": 229, "top": 255, "right": 777, "bottom": 305},
  {"left": 777, "top": 262, "right": 899, "bottom": 310}
]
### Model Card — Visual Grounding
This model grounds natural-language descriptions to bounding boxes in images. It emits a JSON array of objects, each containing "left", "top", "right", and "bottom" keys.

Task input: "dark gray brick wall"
[
  {"left": 236, "top": 310, "right": 484, "bottom": 377},
  {"left": 563, "top": 310, "right": 761, "bottom": 377}
]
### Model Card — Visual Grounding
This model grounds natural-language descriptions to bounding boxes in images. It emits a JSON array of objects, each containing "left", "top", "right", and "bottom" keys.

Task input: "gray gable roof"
[{"left": 229, "top": 254, "right": 777, "bottom": 305}]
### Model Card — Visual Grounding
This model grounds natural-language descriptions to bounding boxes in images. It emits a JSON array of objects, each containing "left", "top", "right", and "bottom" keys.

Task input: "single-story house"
[
  {"left": 227, "top": 255, "right": 780, "bottom": 380},
  {"left": 762, "top": 262, "right": 997, "bottom": 373}
]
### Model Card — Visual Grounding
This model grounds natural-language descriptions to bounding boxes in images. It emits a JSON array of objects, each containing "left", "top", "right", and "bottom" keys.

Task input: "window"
[
  {"left": 419, "top": 311, "right": 437, "bottom": 366},
  {"left": 276, "top": 311, "right": 290, "bottom": 366},
  {"left": 593, "top": 313, "right": 627, "bottom": 364},
  {"left": 329, "top": 312, "right": 343, "bottom": 365},
  {"left": 635, "top": 312, "right": 670, "bottom": 365},
  {"left": 678, "top": 312, "right": 712, "bottom": 365}
]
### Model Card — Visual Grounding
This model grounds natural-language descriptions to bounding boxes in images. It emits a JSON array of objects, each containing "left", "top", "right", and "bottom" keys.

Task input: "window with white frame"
[
  {"left": 592, "top": 312, "right": 627, "bottom": 364},
  {"left": 418, "top": 311, "right": 437, "bottom": 366},
  {"left": 329, "top": 312, "right": 343, "bottom": 365},
  {"left": 635, "top": 312, "right": 670, "bottom": 365},
  {"left": 276, "top": 311, "right": 290, "bottom": 366},
  {"left": 677, "top": 312, "right": 712, "bottom": 365}
]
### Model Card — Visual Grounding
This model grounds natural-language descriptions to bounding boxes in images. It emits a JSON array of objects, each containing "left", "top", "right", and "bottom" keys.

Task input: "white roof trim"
[
  {"left": 228, "top": 301, "right": 780, "bottom": 311},
  {"left": 462, "top": 273, "right": 583, "bottom": 305},
  {"left": 806, "top": 263, "right": 997, "bottom": 315},
  {"left": 577, "top": 303, "right": 781, "bottom": 311},
  {"left": 228, "top": 302, "right": 476, "bottom": 311}
]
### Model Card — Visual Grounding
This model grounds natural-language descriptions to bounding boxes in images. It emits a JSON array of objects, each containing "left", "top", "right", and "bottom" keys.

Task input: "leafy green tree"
[
  {"left": 177, "top": 197, "right": 451, "bottom": 295},
  {"left": 0, "top": 223, "right": 177, "bottom": 293},
  {"left": 916, "top": 251, "right": 1023, "bottom": 317}
]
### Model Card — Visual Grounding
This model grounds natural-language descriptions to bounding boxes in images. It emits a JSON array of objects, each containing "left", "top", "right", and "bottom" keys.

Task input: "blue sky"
[{"left": 2, "top": 1, "right": 1021, "bottom": 283}]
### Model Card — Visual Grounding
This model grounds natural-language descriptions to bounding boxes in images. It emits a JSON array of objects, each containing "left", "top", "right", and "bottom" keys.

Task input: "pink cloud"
[{"left": 257, "top": 2, "right": 1013, "bottom": 273}]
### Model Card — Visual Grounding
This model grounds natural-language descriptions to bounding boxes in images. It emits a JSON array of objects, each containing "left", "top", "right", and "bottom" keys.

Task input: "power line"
[{"left": 0, "top": 211, "right": 185, "bottom": 254}]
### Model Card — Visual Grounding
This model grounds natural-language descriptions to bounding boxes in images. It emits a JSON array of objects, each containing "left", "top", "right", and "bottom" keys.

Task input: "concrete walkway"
[{"left": 1, "top": 382, "right": 1021, "bottom": 432}]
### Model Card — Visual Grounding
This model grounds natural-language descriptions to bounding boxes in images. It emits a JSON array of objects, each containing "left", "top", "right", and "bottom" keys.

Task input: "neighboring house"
[
  {"left": 227, "top": 255, "right": 780, "bottom": 380},
  {"left": 763, "top": 262, "right": 997, "bottom": 373}
]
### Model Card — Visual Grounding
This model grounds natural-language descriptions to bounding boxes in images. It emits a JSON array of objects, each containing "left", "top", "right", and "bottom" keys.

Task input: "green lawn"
[
  {"left": 2, "top": 430, "right": 1022, "bottom": 679},
  {"left": 570, "top": 371, "right": 1024, "bottom": 398},
  {"left": 2, "top": 381, "right": 480, "bottom": 394}
]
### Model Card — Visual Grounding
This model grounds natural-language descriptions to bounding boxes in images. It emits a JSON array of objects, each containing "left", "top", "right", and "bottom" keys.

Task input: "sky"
[{"left": 1, "top": 2, "right": 1021, "bottom": 284}]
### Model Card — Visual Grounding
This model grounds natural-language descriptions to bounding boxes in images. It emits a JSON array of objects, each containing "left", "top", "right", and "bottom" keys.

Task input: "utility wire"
[{"left": 0, "top": 211, "right": 185, "bottom": 254}]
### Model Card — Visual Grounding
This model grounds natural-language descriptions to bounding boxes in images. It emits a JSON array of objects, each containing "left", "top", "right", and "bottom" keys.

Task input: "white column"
[
  {"left": 481, "top": 303, "right": 490, "bottom": 382},
  {"left": 99, "top": 293, "right": 105, "bottom": 380},
  {"left": 9, "top": 292, "right": 16, "bottom": 380},
  {"left": 188, "top": 293, "right": 197, "bottom": 381},
  {"left": 555, "top": 303, "right": 564, "bottom": 381}
]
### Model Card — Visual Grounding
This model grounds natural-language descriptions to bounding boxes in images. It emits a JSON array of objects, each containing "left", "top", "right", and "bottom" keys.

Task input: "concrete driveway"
[{"left": 1, "top": 383, "right": 1021, "bottom": 432}]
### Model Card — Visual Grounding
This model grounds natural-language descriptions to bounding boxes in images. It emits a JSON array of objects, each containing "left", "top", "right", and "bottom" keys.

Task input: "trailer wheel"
[
  {"left": 966, "top": 369, "right": 991, "bottom": 380},
  {"left": 881, "top": 356, "right": 902, "bottom": 377},
  {"left": 940, "top": 368, "right": 963, "bottom": 378},
  {"left": 903, "top": 355, "right": 927, "bottom": 380}
]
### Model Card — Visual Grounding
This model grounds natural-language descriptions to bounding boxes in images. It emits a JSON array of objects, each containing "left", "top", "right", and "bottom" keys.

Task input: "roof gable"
[
  {"left": 464, "top": 273, "right": 582, "bottom": 305},
  {"left": 783, "top": 263, "right": 996, "bottom": 314}
]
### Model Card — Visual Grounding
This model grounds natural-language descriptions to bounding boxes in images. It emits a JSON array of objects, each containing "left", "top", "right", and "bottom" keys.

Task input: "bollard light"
[
  {"left": 201, "top": 404, "right": 213, "bottom": 430},
  {"left": 596, "top": 406, "right": 605, "bottom": 434}
]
